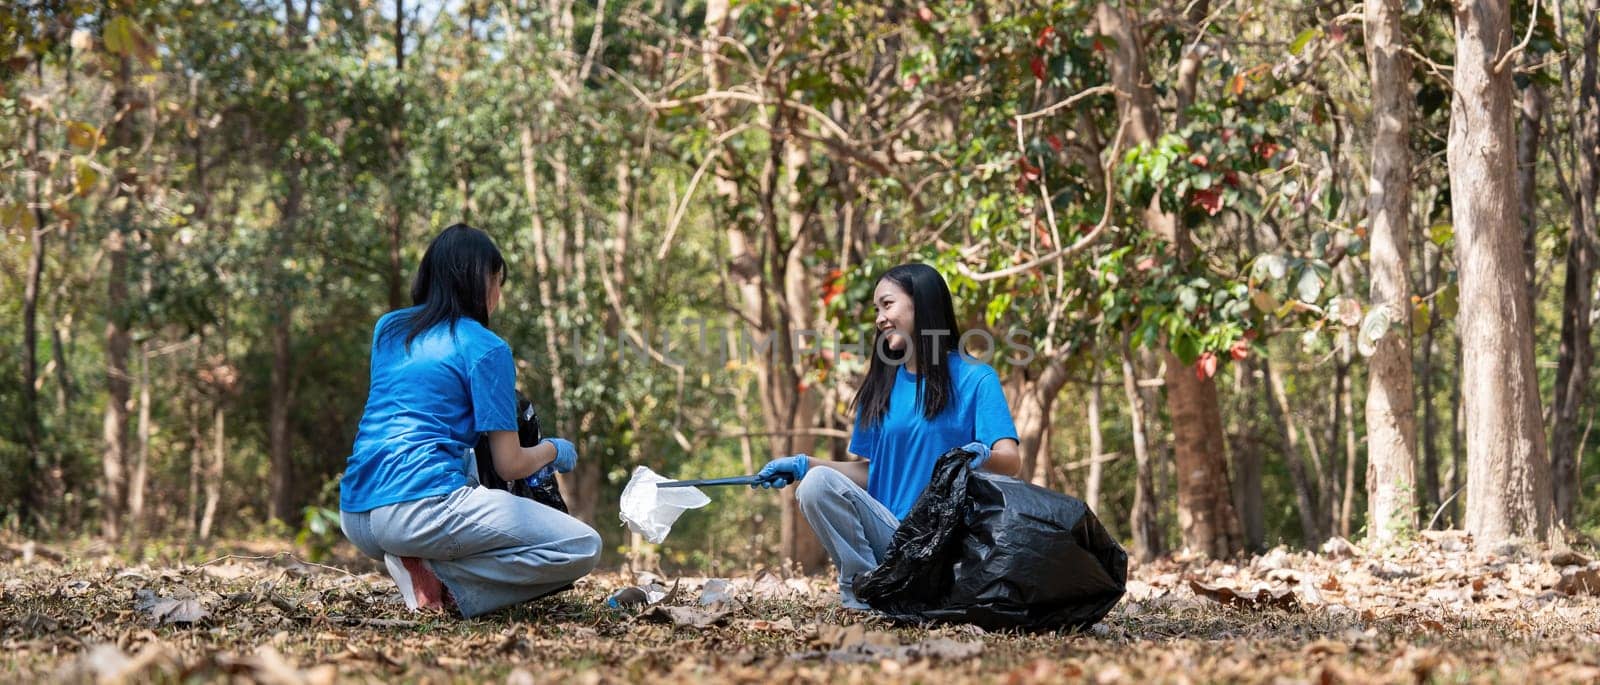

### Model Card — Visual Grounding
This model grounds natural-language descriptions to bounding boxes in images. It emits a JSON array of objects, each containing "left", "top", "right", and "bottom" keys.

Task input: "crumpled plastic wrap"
[{"left": 620, "top": 466, "right": 710, "bottom": 544}]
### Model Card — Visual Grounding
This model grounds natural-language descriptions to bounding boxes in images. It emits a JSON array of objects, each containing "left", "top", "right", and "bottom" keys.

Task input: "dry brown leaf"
[
  {"left": 1556, "top": 565, "right": 1600, "bottom": 596},
  {"left": 1187, "top": 579, "right": 1301, "bottom": 612},
  {"left": 639, "top": 605, "right": 729, "bottom": 629}
]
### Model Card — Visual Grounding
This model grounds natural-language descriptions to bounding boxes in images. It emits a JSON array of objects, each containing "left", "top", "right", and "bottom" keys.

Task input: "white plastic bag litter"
[{"left": 620, "top": 466, "right": 710, "bottom": 544}]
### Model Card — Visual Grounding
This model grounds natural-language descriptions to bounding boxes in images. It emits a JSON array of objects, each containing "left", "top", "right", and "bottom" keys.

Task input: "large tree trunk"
[
  {"left": 1363, "top": 0, "right": 1419, "bottom": 542},
  {"left": 1551, "top": 0, "right": 1600, "bottom": 527},
  {"left": 1098, "top": 0, "right": 1242, "bottom": 558},
  {"left": 1450, "top": 0, "right": 1554, "bottom": 543}
]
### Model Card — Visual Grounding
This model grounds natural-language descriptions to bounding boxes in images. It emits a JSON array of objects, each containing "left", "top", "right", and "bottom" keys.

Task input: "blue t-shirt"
[
  {"left": 340, "top": 307, "right": 520, "bottom": 513},
  {"left": 847, "top": 353, "right": 1020, "bottom": 520}
]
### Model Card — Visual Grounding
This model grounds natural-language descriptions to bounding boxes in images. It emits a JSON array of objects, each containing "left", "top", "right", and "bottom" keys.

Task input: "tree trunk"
[
  {"left": 1121, "top": 339, "right": 1164, "bottom": 562},
  {"left": 1418, "top": 246, "right": 1442, "bottom": 525},
  {"left": 1086, "top": 369, "right": 1105, "bottom": 515},
  {"left": 1517, "top": 71, "right": 1545, "bottom": 313},
  {"left": 128, "top": 343, "right": 151, "bottom": 538},
  {"left": 387, "top": 0, "right": 408, "bottom": 310},
  {"left": 1551, "top": 0, "right": 1600, "bottom": 527},
  {"left": 200, "top": 404, "right": 224, "bottom": 541},
  {"left": 1099, "top": 0, "right": 1242, "bottom": 558},
  {"left": 1013, "top": 358, "right": 1071, "bottom": 483},
  {"left": 1364, "top": 0, "right": 1419, "bottom": 542},
  {"left": 1264, "top": 360, "right": 1325, "bottom": 545},
  {"left": 1231, "top": 362, "right": 1265, "bottom": 552},
  {"left": 1450, "top": 0, "right": 1554, "bottom": 543},
  {"left": 21, "top": 58, "right": 47, "bottom": 528},
  {"left": 268, "top": 169, "right": 303, "bottom": 524},
  {"left": 1340, "top": 355, "right": 1360, "bottom": 538},
  {"left": 101, "top": 50, "right": 137, "bottom": 542}
]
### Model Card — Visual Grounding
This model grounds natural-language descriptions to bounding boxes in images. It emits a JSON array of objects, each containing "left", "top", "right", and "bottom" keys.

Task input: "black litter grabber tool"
[{"left": 656, "top": 475, "right": 766, "bottom": 488}]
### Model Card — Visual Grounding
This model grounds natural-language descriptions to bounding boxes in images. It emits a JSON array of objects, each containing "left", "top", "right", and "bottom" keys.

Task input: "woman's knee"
[{"left": 795, "top": 467, "right": 850, "bottom": 508}]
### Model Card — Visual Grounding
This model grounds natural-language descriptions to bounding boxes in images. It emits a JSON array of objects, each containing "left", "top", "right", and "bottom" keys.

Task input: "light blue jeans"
[
  {"left": 794, "top": 467, "right": 900, "bottom": 609},
  {"left": 341, "top": 481, "right": 602, "bottom": 618}
]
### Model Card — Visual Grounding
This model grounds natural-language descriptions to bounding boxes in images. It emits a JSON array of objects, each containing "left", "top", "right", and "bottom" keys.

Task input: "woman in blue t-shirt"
[
  {"left": 339, "top": 224, "right": 601, "bottom": 617},
  {"left": 754, "top": 263, "right": 1021, "bottom": 609}
]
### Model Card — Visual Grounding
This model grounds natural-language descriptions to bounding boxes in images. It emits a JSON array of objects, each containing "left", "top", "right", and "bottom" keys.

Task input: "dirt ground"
[{"left": 3, "top": 531, "right": 1599, "bottom": 683}]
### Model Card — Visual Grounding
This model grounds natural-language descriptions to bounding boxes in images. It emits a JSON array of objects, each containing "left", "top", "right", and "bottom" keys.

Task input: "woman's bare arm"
[
  {"left": 486, "top": 431, "right": 557, "bottom": 481},
  {"left": 981, "top": 438, "right": 1022, "bottom": 477}
]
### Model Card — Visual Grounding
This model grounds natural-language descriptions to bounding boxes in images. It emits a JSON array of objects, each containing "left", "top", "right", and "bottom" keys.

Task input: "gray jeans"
[
  {"left": 794, "top": 467, "right": 900, "bottom": 609},
  {"left": 341, "top": 484, "right": 601, "bottom": 618}
]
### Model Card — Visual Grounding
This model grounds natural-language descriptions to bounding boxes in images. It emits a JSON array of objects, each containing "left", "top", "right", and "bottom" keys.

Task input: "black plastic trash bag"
[
  {"left": 473, "top": 393, "right": 568, "bottom": 514},
  {"left": 854, "top": 447, "right": 1128, "bottom": 632}
]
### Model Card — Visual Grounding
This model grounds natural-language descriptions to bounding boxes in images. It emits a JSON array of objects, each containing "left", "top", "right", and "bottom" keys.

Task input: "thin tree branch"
[
  {"left": 962, "top": 116, "right": 1130, "bottom": 283},
  {"left": 1493, "top": 0, "right": 1538, "bottom": 74}
]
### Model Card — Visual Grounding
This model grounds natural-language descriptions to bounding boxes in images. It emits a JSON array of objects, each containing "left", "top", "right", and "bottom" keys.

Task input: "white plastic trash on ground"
[{"left": 620, "top": 466, "right": 710, "bottom": 544}]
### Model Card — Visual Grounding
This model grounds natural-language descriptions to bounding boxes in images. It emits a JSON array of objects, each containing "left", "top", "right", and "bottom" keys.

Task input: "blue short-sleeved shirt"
[
  {"left": 847, "top": 352, "right": 1020, "bottom": 520},
  {"left": 340, "top": 307, "right": 520, "bottom": 513}
]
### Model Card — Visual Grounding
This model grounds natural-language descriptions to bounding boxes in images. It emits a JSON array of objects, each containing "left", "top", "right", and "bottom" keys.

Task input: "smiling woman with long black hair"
[
  {"left": 338, "top": 223, "right": 600, "bottom": 617},
  {"left": 753, "top": 263, "right": 1021, "bottom": 610}
]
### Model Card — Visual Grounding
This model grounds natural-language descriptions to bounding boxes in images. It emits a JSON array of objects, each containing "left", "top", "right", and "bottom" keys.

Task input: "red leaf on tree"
[
  {"left": 1092, "top": 38, "right": 1106, "bottom": 53},
  {"left": 1221, "top": 128, "right": 1235, "bottom": 143},
  {"left": 1253, "top": 141, "right": 1281, "bottom": 160},
  {"left": 1047, "top": 134, "right": 1064, "bottom": 153},
  {"left": 1078, "top": 222, "right": 1095, "bottom": 235},
  {"left": 1189, "top": 188, "right": 1223, "bottom": 216},
  {"left": 1030, "top": 56, "right": 1047, "bottom": 81},
  {"left": 1017, "top": 157, "right": 1042, "bottom": 181},
  {"left": 917, "top": 5, "right": 934, "bottom": 22},
  {"left": 1223, "top": 170, "right": 1241, "bottom": 187},
  {"left": 1244, "top": 329, "right": 1259, "bottom": 341},
  {"left": 1196, "top": 352, "right": 1218, "bottom": 380},
  {"left": 1189, "top": 153, "right": 1209, "bottom": 168},
  {"left": 903, "top": 75, "right": 920, "bottom": 90},
  {"left": 1135, "top": 256, "right": 1157, "bottom": 271},
  {"left": 1036, "top": 26, "right": 1056, "bottom": 49},
  {"left": 1230, "top": 339, "right": 1251, "bottom": 361}
]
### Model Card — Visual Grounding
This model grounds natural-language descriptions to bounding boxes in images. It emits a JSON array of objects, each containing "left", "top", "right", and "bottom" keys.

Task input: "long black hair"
[
  {"left": 382, "top": 223, "right": 506, "bottom": 349},
  {"left": 851, "top": 263, "right": 962, "bottom": 427}
]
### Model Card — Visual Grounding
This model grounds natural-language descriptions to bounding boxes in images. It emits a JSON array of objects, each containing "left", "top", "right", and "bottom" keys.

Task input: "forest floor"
[{"left": 3, "top": 531, "right": 1599, "bottom": 684}]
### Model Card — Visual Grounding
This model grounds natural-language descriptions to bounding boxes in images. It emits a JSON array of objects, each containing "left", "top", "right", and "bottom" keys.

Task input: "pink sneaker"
[{"left": 384, "top": 554, "right": 448, "bottom": 611}]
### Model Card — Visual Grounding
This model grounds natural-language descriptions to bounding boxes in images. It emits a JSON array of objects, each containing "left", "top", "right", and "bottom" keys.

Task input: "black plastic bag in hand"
[
  {"left": 854, "top": 447, "right": 1128, "bottom": 632},
  {"left": 473, "top": 393, "right": 568, "bottom": 514}
]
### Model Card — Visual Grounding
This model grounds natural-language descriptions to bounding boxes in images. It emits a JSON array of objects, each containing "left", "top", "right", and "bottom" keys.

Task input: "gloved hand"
[
  {"left": 753, "top": 455, "right": 810, "bottom": 489},
  {"left": 961, "top": 441, "right": 991, "bottom": 471},
  {"left": 542, "top": 437, "right": 578, "bottom": 473}
]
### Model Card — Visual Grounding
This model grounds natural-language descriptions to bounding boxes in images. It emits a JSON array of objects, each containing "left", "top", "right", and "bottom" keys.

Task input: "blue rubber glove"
[
  {"left": 961, "top": 441, "right": 991, "bottom": 471},
  {"left": 753, "top": 455, "right": 810, "bottom": 489},
  {"left": 542, "top": 437, "right": 578, "bottom": 473}
]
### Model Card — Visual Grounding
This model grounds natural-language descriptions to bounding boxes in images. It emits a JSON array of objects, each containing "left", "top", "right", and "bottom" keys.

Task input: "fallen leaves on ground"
[{"left": 2, "top": 532, "right": 1599, "bottom": 683}]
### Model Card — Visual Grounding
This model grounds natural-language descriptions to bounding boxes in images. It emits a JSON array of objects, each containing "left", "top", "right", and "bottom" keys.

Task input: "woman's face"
[
  {"left": 873, "top": 278, "right": 914, "bottom": 352},
  {"left": 486, "top": 271, "right": 502, "bottom": 315}
]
